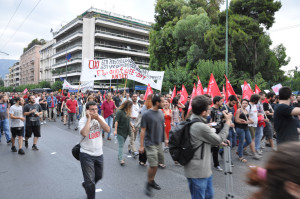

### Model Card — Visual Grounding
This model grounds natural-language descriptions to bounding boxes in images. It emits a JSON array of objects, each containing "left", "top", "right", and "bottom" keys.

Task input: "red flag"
[
  {"left": 242, "top": 81, "right": 254, "bottom": 100},
  {"left": 61, "top": 89, "right": 64, "bottom": 96},
  {"left": 255, "top": 85, "right": 261, "bottom": 94},
  {"left": 170, "top": 86, "right": 176, "bottom": 103},
  {"left": 224, "top": 75, "right": 238, "bottom": 113},
  {"left": 223, "top": 84, "right": 228, "bottom": 101},
  {"left": 207, "top": 73, "right": 221, "bottom": 99},
  {"left": 179, "top": 85, "right": 189, "bottom": 105},
  {"left": 23, "top": 88, "right": 28, "bottom": 94},
  {"left": 144, "top": 84, "right": 153, "bottom": 100},
  {"left": 188, "top": 83, "right": 197, "bottom": 113},
  {"left": 196, "top": 76, "right": 204, "bottom": 96}
]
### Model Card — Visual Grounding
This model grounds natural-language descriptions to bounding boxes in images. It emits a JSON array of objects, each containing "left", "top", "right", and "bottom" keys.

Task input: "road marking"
[
  {"left": 127, "top": 155, "right": 132, "bottom": 158},
  {"left": 51, "top": 152, "right": 56, "bottom": 155},
  {"left": 95, "top": 189, "right": 102, "bottom": 192}
]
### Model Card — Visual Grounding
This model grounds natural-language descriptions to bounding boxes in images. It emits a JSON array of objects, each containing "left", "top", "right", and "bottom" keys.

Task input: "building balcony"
[
  {"left": 54, "top": 18, "right": 83, "bottom": 39},
  {"left": 53, "top": 30, "right": 83, "bottom": 48},
  {"left": 52, "top": 57, "right": 82, "bottom": 69},
  {"left": 53, "top": 44, "right": 82, "bottom": 59},
  {"left": 45, "top": 66, "right": 51, "bottom": 70},
  {"left": 95, "top": 31, "right": 149, "bottom": 47},
  {"left": 94, "top": 43, "right": 149, "bottom": 58},
  {"left": 95, "top": 18, "right": 149, "bottom": 36},
  {"left": 52, "top": 69, "right": 81, "bottom": 78}
]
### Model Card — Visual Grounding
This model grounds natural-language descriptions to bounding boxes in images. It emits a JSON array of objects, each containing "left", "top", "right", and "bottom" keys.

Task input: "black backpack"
[{"left": 169, "top": 118, "right": 204, "bottom": 166}]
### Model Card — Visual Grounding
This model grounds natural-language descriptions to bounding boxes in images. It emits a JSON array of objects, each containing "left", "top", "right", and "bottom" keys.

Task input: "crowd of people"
[{"left": 1, "top": 86, "right": 300, "bottom": 199}]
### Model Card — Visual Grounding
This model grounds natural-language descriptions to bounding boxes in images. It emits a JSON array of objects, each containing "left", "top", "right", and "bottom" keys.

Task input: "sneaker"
[
  {"left": 253, "top": 152, "right": 262, "bottom": 160},
  {"left": 7, "top": 140, "right": 11, "bottom": 144},
  {"left": 256, "top": 150, "right": 263, "bottom": 155},
  {"left": 44, "top": 121, "right": 47, "bottom": 124},
  {"left": 243, "top": 150, "right": 253, "bottom": 156},
  {"left": 133, "top": 151, "right": 139, "bottom": 157},
  {"left": 75, "top": 127, "right": 78, "bottom": 131},
  {"left": 11, "top": 146, "right": 17, "bottom": 152},
  {"left": 231, "top": 162, "right": 235, "bottom": 167},
  {"left": 41, "top": 121, "right": 44, "bottom": 125},
  {"left": 214, "top": 166, "right": 223, "bottom": 171},
  {"left": 18, "top": 148, "right": 25, "bottom": 155},
  {"left": 25, "top": 141, "right": 28, "bottom": 148},
  {"left": 150, "top": 180, "right": 161, "bottom": 190},
  {"left": 32, "top": 145, "right": 39, "bottom": 150},
  {"left": 144, "top": 182, "right": 153, "bottom": 197}
]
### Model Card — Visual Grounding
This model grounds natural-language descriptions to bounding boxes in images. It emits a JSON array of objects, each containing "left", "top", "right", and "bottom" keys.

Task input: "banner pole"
[{"left": 123, "top": 78, "right": 128, "bottom": 97}]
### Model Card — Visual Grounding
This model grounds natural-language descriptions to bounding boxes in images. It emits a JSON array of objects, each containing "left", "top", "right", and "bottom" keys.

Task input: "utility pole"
[{"left": 225, "top": 0, "right": 229, "bottom": 77}]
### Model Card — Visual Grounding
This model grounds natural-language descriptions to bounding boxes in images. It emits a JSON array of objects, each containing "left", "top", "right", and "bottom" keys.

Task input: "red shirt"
[
  {"left": 101, "top": 100, "right": 116, "bottom": 119},
  {"left": 66, "top": 99, "right": 78, "bottom": 113},
  {"left": 56, "top": 96, "right": 62, "bottom": 103},
  {"left": 23, "top": 95, "right": 28, "bottom": 99}
]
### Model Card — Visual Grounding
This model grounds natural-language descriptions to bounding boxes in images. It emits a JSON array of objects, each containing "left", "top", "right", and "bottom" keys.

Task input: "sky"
[{"left": 0, "top": 0, "right": 299, "bottom": 73}]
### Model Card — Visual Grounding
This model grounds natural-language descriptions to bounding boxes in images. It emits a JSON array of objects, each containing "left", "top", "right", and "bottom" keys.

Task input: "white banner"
[
  {"left": 272, "top": 83, "right": 282, "bottom": 95},
  {"left": 80, "top": 81, "right": 94, "bottom": 93},
  {"left": 80, "top": 58, "right": 164, "bottom": 90},
  {"left": 62, "top": 80, "right": 76, "bottom": 90}
]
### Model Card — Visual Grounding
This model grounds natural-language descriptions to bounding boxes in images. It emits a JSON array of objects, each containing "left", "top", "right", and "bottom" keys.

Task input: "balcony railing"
[
  {"left": 54, "top": 18, "right": 83, "bottom": 37},
  {"left": 95, "top": 17, "right": 150, "bottom": 32},
  {"left": 55, "top": 44, "right": 82, "bottom": 55},
  {"left": 95, "top": 30, "right": 149, "bottom": 43},
  {"left": 53, "top": 57, "right": 82, "bottom": 67},
  {"left": 54, "top": 30, "right": 83, "bottom": 47},
  {"left": 94, "top": 43, "right": 148, "bottom": 54}
]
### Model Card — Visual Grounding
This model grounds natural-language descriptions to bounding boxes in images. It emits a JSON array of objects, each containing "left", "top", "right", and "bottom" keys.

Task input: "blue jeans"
[
  {"left": 0, "top": 119, "right": 10, "bottom": 142},
  {"left": 255, "top": 126, "right": 264, "bottom": 151},
  {"left": 187, "top": 176, "right": 214, "bottom": 199},
  {"left": 236, "top": 127, "right": 251, "bottom": 158},
  {"left": 80, "top": 152, "right": 103, "bottom": 199},
  {"left": 104, "top": 115, "right": 113, "bottom": 138},
  {"left": 77, "top": 105, "right": 83, "bottom": 120},
  {"left": 117, "top": 134, "right": 126, "bottom": 160},
  {"left": 227, "top": 128, "right": 237, "bottom": 148}
]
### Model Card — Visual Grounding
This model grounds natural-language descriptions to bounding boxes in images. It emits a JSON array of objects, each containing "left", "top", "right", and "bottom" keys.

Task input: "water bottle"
[{"left": 114, "top": 135, "right": 118, "bottom": 144}]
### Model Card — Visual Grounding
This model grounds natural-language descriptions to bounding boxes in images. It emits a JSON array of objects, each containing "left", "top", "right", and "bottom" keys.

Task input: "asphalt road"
[{"left": 0, "top": 118, "right": 273, "bottom": 199}]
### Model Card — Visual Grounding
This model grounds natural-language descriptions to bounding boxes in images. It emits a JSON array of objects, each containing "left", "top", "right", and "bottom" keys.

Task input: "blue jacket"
[{"left": 47, "top": 96, "right": 58, "bottom": 108}]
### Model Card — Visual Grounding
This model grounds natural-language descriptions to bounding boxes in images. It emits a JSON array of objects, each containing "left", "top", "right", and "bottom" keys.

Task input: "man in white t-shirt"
[
  {"left": 246, "top": 94, "right": 261, "bottom": 160},
  {"left": 78, "top": 101, "right": 110, "bottom": 199},
  {"left": 128, "top": 93, "right": 139, "bottom": 156}
]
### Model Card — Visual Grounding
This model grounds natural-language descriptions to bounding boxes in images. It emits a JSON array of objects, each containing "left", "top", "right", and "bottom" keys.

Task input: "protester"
[
  {"left": 61, "top": 97, "right": 69, "bottom": 125},
  {"left": 39, "top": 94, "right": 48, "bottom": 124},
  {"left": 77, "top": 93, "right": 83, "bottom": 121},
  {"left": 47, "top": 92, "right": 58, "bottom": 122},
  {"left": 78, "top": 101, "right": 110, "bottom": 199},
  {"left": 247, "top": 142, "right": 300, "bottom": 199},
  {"left": 114, "top": 100, "right": 133, "bottom": 166},
  {"left": 182, "top": 96, "right": 191, "bottom": 121},
  {"left": 210, "top": 96, "right": 225, "bottom": 171},
  {"left": 184, "top": 95, "right": 231, "bottom": 199},
  {"left": 128, "top": 93, "right": 139, "bottom": 156},
  {"left": 274, "top": 87, "right": 300, "bottom": 144},
  {"left": 24, "top": 95, "right": 42, "bottom": 150},
  {"left": 101, "top": 93, "right": 116, "bottom": 140},
  {"left": 162, "top": 100, "right": 173, "bottom": 144},
  {"left": 172, "top": 96, "right": 185, "bottom": 126},
  {"left": 56, "top": 92, "right": 62, "bottom": 117},
  {"left": 139, "top": 94, "right": 166, "bottom": 197},
  {"left": 235, "top": 99, "right": 254, "bottom": 163},
  {"left": 141, "top": 94, "right": 153, "bottom": 115},
  {"left": 9, "top": 97, "right": 25, "bottom": 155},
  {"left": 113, "top": 91, "right": 122, "bottom": 108},
  {"left": 0, "top": 95, "right": 11, "bottom": 143},
  {"left": 263, "top": 92, "right": 276, "bottom": 150},
  {"left": 138, "top": 94, "right": 145, "bottom": 106},
  {"left": 66, "top": 94, "right": 78, "bottom": 130},
  {"left": 246, "top": 94, "right": 262, "bottom": 160}
]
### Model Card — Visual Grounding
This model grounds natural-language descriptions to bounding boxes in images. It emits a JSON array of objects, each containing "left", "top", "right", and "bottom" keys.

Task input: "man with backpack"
[{"left": 184, "top": 95, "right": 232, "bottom": 199}]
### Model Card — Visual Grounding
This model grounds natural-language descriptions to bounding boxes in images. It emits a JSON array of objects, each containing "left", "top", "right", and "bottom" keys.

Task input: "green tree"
[
  {"left": 51, "top": 81, "right": 63, "bottom": 91},
  {"left": 23, "top": 38, "right": 46, "bottom": 53},
  {"left": 39, "top": 81, "right": 51, "bottom": 89}
]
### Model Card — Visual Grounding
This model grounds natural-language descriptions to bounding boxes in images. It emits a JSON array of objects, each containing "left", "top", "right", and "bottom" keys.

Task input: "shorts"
[
  {"left": 249, "top": 126, "right": 256, "bottom": 139},
  {"left": 11, "top": 127, "right": 24, "bottom": 137},
  {"left": 263, "top": 122, "right": 273, "bottom": 140},
  {"left": 145, "top": 143, "right": 164, "bottom": 167},
  {"left": 39, "top": 110, "right": 48, "bottom": 119},
  {"left": 25, "top": 126, "right": 41, "bottom": 138}
]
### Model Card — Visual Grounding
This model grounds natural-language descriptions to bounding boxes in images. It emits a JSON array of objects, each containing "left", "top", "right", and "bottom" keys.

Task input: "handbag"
[{"left": 72, "top": 137, "right": 84, "bottom": 161}]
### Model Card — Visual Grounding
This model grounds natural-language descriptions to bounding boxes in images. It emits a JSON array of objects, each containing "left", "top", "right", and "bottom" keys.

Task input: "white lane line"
[
  {"left": 95, "top": 189, "right": 102, "bottom": 192},
  {"left": 51, "top": 152, "right": 56, "bottom": 155}
]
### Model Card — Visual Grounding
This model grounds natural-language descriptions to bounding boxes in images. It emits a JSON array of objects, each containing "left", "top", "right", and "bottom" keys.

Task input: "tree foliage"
[{"left": 23, "top": 38, "right": 46, "bottom": 53}]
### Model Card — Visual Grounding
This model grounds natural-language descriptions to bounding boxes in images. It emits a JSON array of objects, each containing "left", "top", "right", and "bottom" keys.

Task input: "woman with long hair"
[
  {"left": 247, "top": 142, "right": 300, "bottom": 199},
  {"left": 114, "top": 100, "right": 133, "bottom": 166},
  {"left": 235, "top": 99, "right": 254, "bottom": 163},
  {"left": 171, "top": 96, "right": 185, "bottom": 126},
  {"left": 141, "top": 94, "right": 153, "bottom": 115},
  {"left": 61, "top": 97, "right": 69, "bottom": 125},
  {"left": 162, "top": 100, "right": 173, "bottom": 144}
]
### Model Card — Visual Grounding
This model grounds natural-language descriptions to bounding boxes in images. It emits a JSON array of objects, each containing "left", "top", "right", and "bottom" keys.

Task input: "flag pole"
[{"left": 123, "top": 78, "right": 128, "bottom": 97}]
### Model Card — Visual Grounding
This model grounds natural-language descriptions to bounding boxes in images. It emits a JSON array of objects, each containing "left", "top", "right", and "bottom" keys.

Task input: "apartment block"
[
  {"left": 52, "top": 7, "right": 151, "bottom": 87},
  {"left": 20, "top": 45, "right": 41, "bottom": 85},
  {"left": 40, "top": 39, "right": 55, "bottom": 83},
  {"left": 8, "top": 62, "right": 20, "bottom": 87}
]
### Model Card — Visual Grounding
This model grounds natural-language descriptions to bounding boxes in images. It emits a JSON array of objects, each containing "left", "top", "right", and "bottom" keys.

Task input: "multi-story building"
[
  {"left": 40, "top": 39, "right": 55, "bottom": 83},
  {"left": 52, "top": 7, "right": 151, "bottom": 88},
  {"left": 4, "top": 74, "right": 10, "bottom": 87},
  {"left": 20, "top": 45, "right": 41, "bottom": 85},
  {"left": 8, "top": 62, "right": 20, "bottom": 87}
]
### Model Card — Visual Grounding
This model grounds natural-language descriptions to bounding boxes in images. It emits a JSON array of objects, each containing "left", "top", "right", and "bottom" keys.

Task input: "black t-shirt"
[
  {"left": 9, "top": 98, "right": 17, "bottom": 106},
  {"left": 263, "top": 102, "right": 274, "bottom": 122},
  {"left": 294, "top": 101, "right": 300, "bottom": 108},
  {"left": 210, "top": 106, "right": 224, "bottom": 133},
  {"left": 39, "top": 99, "right": 47, "bottom": 110},
  {"left": 274, "top": 104, "right": 299, "bottom": 144},
  {"left": 138, "top": 99, "right": 145, "bottom": 106},
  {"left": 113, "top": 96, "right": 121, "bottom": 107},
  {"left": 183, "top": 102, "right": 189, "bottom": 119},
  {"left": 221, "top": 104, "right": 235, "bottom": 125},
  {"left": 24, "top": 103, "right": 42, "bottom": 126}
]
